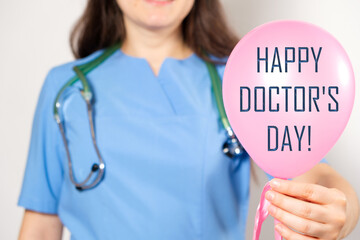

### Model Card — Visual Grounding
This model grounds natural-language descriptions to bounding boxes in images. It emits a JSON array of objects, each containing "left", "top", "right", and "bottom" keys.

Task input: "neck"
[{"left": 121, "top": 18, "right": 193, "bottom": 75}]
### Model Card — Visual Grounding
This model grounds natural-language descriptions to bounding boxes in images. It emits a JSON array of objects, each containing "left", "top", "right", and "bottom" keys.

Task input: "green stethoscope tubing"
[
  {"left": 53, "top": 42, "right": 241, "bottom": 190},
  {"left": 53, "top": 42, "right": 122, "bottom": 121},
  {"left": 53, "top": 42, "right": 231, "bottom": 129},
  {"left": 204, "top": 61, "right": 231, "bottom": 130}
]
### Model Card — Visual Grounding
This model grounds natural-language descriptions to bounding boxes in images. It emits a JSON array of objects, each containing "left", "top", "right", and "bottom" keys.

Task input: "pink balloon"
[{"left": 223, "top": 20, "right": 355, "bottom": 178}]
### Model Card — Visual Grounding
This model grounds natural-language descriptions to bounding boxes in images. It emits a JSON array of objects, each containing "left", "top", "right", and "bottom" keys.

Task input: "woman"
[{"left": 18, "top": 0, "right": 359, "bottom": 239}]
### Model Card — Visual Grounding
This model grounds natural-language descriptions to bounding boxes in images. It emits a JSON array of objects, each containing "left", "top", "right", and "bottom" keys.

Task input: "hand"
[{"left": 265, "top": 178, "right": 348, "bottom": 240}]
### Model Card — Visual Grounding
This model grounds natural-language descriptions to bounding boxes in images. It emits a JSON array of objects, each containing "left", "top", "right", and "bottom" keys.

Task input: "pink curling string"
[{"left": 252, "top": 181, "right": 283, "bottom": 240}]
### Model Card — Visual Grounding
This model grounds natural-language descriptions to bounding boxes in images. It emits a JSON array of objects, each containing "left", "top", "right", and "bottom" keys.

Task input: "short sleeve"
[
  {"left": 265, "top": 158, "right": 329, "bottom": 181},
  {"left": 17, "top": 69, "right": 64, "bottom": 214}
]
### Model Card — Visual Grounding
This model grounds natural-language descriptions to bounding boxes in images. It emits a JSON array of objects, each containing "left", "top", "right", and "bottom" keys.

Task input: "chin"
[
  {"left": 141, "top": 14, "right": 175, "bottom": 29},
  {"left": 140, "top": 1, "right": 179, "bottom": 28}
]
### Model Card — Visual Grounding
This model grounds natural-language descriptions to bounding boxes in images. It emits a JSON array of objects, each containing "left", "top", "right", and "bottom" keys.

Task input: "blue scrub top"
[{"left": 18, "top": 48, "right": 252, "bottom": 240}]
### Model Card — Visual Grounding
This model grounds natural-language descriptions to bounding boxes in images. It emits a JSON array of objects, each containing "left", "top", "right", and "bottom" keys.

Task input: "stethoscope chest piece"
[
  {"left": 222, "top": 128, "right": 248, "bottom": 171},
  {"left": 223, "top": 136, "right": 246, "bottom": 159}
]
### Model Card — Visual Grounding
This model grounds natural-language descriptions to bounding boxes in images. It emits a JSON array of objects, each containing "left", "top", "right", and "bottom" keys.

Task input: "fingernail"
[
  {"left": 270, "top": 179, "right": 280, "bottom": 189},
  {"left": 275, "top": 223, "right": 283, "bottom": 234},
  {"left": 266, "top": 191, "right": 275, "bottom": 201}
]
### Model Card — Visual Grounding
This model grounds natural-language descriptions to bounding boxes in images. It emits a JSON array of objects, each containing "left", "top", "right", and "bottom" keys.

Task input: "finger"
[
  {"left": 268, "top": 203, "right": 328, "bottom": 238},
  {"left": 269, "top": 178, "right": 335, "bottom": 204},
  {"left": 265, "top": 190, "right": 330, "bottom": 223},
  {"left": 275, "top": 223, "right": 318, "bottom": 240}
]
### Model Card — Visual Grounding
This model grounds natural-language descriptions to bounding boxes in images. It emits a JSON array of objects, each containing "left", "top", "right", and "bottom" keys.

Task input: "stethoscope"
[{"left": 53, "top": 42, "right": 248, "bottom": 191}]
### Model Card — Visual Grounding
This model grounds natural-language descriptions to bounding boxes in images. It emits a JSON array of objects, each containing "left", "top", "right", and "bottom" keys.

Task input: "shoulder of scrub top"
[
  {"left": 265, "top": 158, "right": 330, "bottom": 181},
  {"left": 207, "top": 55, "right": 229, "bottom": 80},
  {"left": 45, "top": 48, "right": 107, "bottom": 90}
]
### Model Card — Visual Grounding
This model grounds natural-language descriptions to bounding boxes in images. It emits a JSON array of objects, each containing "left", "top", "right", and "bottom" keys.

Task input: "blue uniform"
[
  {"left": 17, "top": 47, "right": 329, "bottom": 239},
  {"left": 18, "top": 49, "right": 251, "bottom": 240}
]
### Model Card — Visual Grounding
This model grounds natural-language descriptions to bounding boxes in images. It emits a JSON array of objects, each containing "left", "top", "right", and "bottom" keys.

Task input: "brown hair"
[{"left": 70, "top": 0, "right": 239, "bottom": 64}]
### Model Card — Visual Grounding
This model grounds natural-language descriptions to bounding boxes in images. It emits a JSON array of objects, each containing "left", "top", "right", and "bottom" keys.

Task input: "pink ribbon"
[{"left": 252, "top": 182, "right": 282, "bottom": 240}]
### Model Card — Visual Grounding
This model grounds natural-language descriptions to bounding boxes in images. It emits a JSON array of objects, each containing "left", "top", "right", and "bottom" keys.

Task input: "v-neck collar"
[{"left": 116, "top": 48, "right": 198, "bottom": 78}]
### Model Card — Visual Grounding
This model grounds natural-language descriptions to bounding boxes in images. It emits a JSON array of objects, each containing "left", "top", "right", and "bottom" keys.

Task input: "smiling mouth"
[{"left": 144, "top": 0, "right": 174, "bottom": 5}]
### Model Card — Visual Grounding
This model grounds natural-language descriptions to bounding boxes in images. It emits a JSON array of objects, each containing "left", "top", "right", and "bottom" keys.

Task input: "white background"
[{"left": 0, "top": 0, "right": 359, "bottom": 239}]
